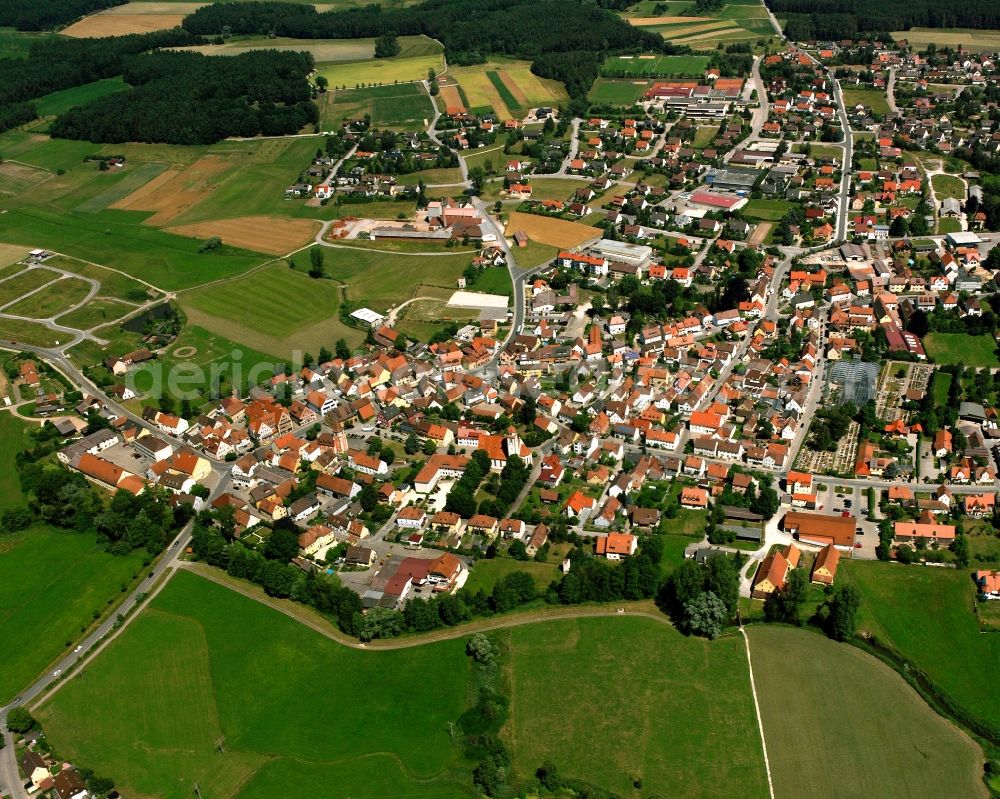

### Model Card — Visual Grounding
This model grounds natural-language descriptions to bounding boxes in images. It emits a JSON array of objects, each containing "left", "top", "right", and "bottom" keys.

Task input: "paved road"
[{"left": 886, "top": 68, "right": 898, "bottom": 115}]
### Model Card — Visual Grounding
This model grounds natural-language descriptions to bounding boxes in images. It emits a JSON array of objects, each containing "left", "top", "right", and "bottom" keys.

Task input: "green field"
[
  {"left": 742, "top": 198, "right": 793, "bottom": 221},
  {"left": 0, "top": 27, "right": 52, "bottom": 59},
  {"left": 34, "top": 78, "right": 130, "bottom": 119},
  {"left": 937, "top": 217, "right": 963, "bottom": 234},
  {"left": 892, "top": 27, "right": 1000, "bottom": 53},
  {"left": 601, "top": 54, "right": 710, "bottom": 77},
  {"left": 588, "top": 78, "right": 650, "bottom": 105},
  {"left": 54, "top": 297, "right": 136, "bottom": 331},
  {"left": 0, "top": 412, "right": 30, "bottom": 503},
  {"left": 4, "top": 276, "right": 92, "bottom": 319},
  {"left": 931, "top": 172, "right": 966, "bottom": 201},
  {"left": 464, "top": 557, "right": 559, "bottom": 594},
  {"left": 0, "top": 209, "right": 268, "bottom": 292},
  {"left": 470, "top": 266, "right": 513, "bottom": 297},
  {"left": 750, "top": 625, "right": 986, "bottom": 799},
  {"left": 924, "top": 332, "right": 999, "bottom": 367},
  {"left": 844, "top": 560, "right": 1000, "bottom": 730},
  {"left": 179, "top": 246, "right": 470, "bottom": 355},
  {"left": 505, "top": 617, "right": 770, "bottom": 797},
  {"left": 0, "top": 317, "right": 63, "bottom": 347},
  {"left": 319, "top": 82, "right": 434, "bottom": 129},
  {"left": 36, "top": 571, "right": 475, "bottom": 799},
  {"left": 0, "top": 526, "right": 146, "bottom": 704},
  {"left": 843, "top": 86, "right": 891, "bottom": 115},
  {"left": 0, "top": 266, "right": 58, "bottom": 307}
]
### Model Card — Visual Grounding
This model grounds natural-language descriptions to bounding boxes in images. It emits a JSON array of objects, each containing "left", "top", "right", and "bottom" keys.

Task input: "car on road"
[
  {"left": 74, "top": 645, "right": 82, "bottom": 653},
  {"left": 841, "top": 511, "right": 850, "bottom": 517},
  {"left": 854, "top": 542, "right": 862, "bottom": 548},
  {"left": 52, "top": 669, "right": 61, "bottom": 677},
  {"left": 844, "top": 500, "right": 852, "bottom": 508}
]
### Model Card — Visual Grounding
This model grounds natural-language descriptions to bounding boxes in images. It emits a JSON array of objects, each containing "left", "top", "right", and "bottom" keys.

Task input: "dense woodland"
[
  {"left": 181, "top": 0, "right": 665, "bottom": 101},
  {"left": 0, "top": 0, "right": 125, "bottom": 31},
  {"left": 767, "top": 0, "right": 1000, "bottom": 40},
  {"left": 52, "top": 49, "right": 317, "bottom": 144}
]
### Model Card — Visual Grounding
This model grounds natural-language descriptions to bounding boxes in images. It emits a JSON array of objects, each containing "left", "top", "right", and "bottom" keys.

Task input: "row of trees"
[
  {"left": 52, "top": 49, "right": 316, "bottom": 144},
  {"left": 0, "top": 0, "right": 125, "bottom": 31},
  {"left": 768, "top": 0, "right": 1000, "bottom": 39}
]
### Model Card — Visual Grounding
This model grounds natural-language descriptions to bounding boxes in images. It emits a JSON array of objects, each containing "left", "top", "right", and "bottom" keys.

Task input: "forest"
[
  {"left": 52, "top": 49, "right": 317, "bottom": 144},
  {"left": 181, "top": 0, "right": 665, "bottom": 101},
  {"left": 767, "top": 0, "right": 1000, "bottom": 40},
  {"left": 0, "top": 0, "right": 125, "bottom": 31}
]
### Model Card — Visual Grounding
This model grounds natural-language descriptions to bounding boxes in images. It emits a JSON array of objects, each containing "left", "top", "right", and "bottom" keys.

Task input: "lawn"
[
  {"left": 0, "top": 526, "right": 146, "bottom": 704},
  {"left": 36, "top": 570, "right": 474, "bottom": 799},
  {"left": 588, "top": 78, "right": 650, "bottom": 106},
  {"left": 749, "top": 625, "right": 987, "bottom": 799},
  {"left": 34, "top": 78, "right": 129, "bottom": 118},
  {"left": 924, "top": 332, "right": 999, "bottom": 368},
  {"left": 514, "top": 239, "right": 558, "bottom": 269},
  {"left": 842, "top": 86, "right": 891, "bottom": 115},
  {"left": 178, "top": 247, "right": 471, "bottom": 356},
  {"left": 843, "top": 560, "right": 1000, "bottom": 730},
  {"left": 471, "top": 266, "right": 513, "bottom": 297},
  {"left": 464, "top": 556, "right": 559, "bottom": 594},
  {"left": 937, "top": 217, "right": 963, "bottom": 234},
  {"left": 504, "top": 617, "right": 770, "bottom": 798},
  {"left": 931, "top": 172, "right": 966, "bottom": 201},
  {"left": 743, "top": 198, "right": 793, "bottom": 221}
]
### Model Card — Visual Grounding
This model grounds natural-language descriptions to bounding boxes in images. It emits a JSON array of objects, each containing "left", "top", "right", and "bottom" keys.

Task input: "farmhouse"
[
  {"left": 810, "top": 543, "right": 840, "bottom": 585},
  {"left": 781, "top": 511, "right": 856, "bottom": 550}
]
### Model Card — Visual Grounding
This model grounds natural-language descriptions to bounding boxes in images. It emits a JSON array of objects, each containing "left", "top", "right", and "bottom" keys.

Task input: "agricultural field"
[
  {"left": 61, "top": 2, "right": 205, "bottom": 37},
  {"left": 742, "top": 198, "right": 793, "bottom": 221},
  {"left": 750, "top": 625, "right": 987, "bottom": 799},
  {"left": 924, "top": 332, "right": 999, "bottom": 367},
  {"left": 844, "top": 560, "right": 1000, "bottom": 730},
  {"left": 842, "top": 86, "right": 891, "bottom": 115},
  {"left": 449, "top": 61, "right": 566, "bottom": 120},
  {"left": 601, "top": 53, "right": 711, "bottom": 77},
  {"left": 892, "top": 27, "right": 1000, "bottom": 52},
  {"left": 624, "top": 1, "right": 778, "bottom": 50},
  {"left": 36, "top": 571, "right": 472, "bottom": 799},
  {"left": 34, "top": 78, "right": 130, "bottom": 119},
  {"left": 0, "top": 525, "right": 146, "bottom": 705},
  {"left": 589, "top": 78, "right": 650, "bottom": 106},
  {"left": 167, "top": 216, "right": 321, "bottom": 256},
  {"left": 505, "top": 617, "right": 770, "bottom": 797},
  {"left": 319, "top": 82, "right": 434, "bottom": 129},
  {"left": 504, "top": 211, "right": 601, "bottom": 249},
  {"left": 178, "top": 246, "right": 471, "bottom": 355},
  {"left": 931, "top": 172, "right": 967, "bottom": 201},
  {"left": 314, "top": 36, "right": 444, "bottom": 90}
]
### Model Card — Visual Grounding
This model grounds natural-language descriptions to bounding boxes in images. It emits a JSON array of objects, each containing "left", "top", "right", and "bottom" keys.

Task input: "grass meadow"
[
  {"left": 924, "top": 332, "right": 999, "bottom": 367},
  {"left": 504, "top": 617, "right": 770, "bottom": 798},
  {"left": 0, "top": 525, "right": 146, "bottom": 705},
  {"left": 750, "top": 625, "right": 987, "bottom": 799},
  {"left": 34, "top": 78, "right": 130, "bottom": 119},
  {"left": 319, "top": 82, "right": 434, "bottom": 129},
  {"left": 36, "top": 571, "right": 472, "bottom": 799},
  {"left": 843, "top": 560, "right": 1000, "bottom": 730},
  {"left": 931, "top": 172, "right": 966, "bottom": 200},
  {"left": 843, "top": 86, "right": 891, "bottom": 115}
]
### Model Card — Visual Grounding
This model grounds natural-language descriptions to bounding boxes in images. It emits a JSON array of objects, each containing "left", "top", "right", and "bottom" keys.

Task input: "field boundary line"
[{"left": 741, "top": 626, "right": 775, "bottom": 799}]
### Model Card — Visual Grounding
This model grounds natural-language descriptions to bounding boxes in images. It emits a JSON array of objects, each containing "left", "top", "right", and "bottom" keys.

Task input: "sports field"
[
  {"left": 750, "top": 625, "right": 986, "bottom": 799},
  {"left": 0, "top": 526, "right": 146, "bottom": 704},
  {"left": 589, "top": 78, "right": 650, "bottom": 106},
  {"left": 505, "top": 211, "right": 601, "bottom": 249},
  {"left": 36, "top": 571, "right": 472, "bottom": 799},
  {"left": 924, "top": 332, "right": 999, "bottom": 367},
  {"left": 505, "top": 617, "right": 770, "bottom": 797},
  {"left": 844, "top": 561, "right": 1000, "bottom": 729},
  {"left": 319, "top": 82, "right": 434, "bottom": 129},
  {"left": 178, "top": 246, "right": 471, "bottom": 354},
  {"left": 892, "top": 27, "right": 1000, "bottom": 52},
  {"left": 61, "top": 2, "right": 205, "bottom": 37}
]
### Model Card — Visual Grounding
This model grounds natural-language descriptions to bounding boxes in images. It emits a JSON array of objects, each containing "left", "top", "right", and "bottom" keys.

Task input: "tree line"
[
  {"left": 181, "top": 0, "right": 665, "bottom": 101},
  {"left": 0, "top": 0, "right": 125, "bottom": 31},
  {"left": 767, "top": 0, "right": 1000, "bottom": 40},
  {"left": 51, "top": 49, "right": 317, "bottom": 144}
]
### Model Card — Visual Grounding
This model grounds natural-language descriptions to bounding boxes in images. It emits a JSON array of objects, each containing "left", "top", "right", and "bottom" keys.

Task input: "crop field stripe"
[
  {"left": 75, "top": 162, "right": 169, "bottom": 214},
  {"left": 740, "top": 628, "right": 776, "bottom": 799},
  {"left": 487, "top": 71, "right": 521, "bottom": 111}
]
